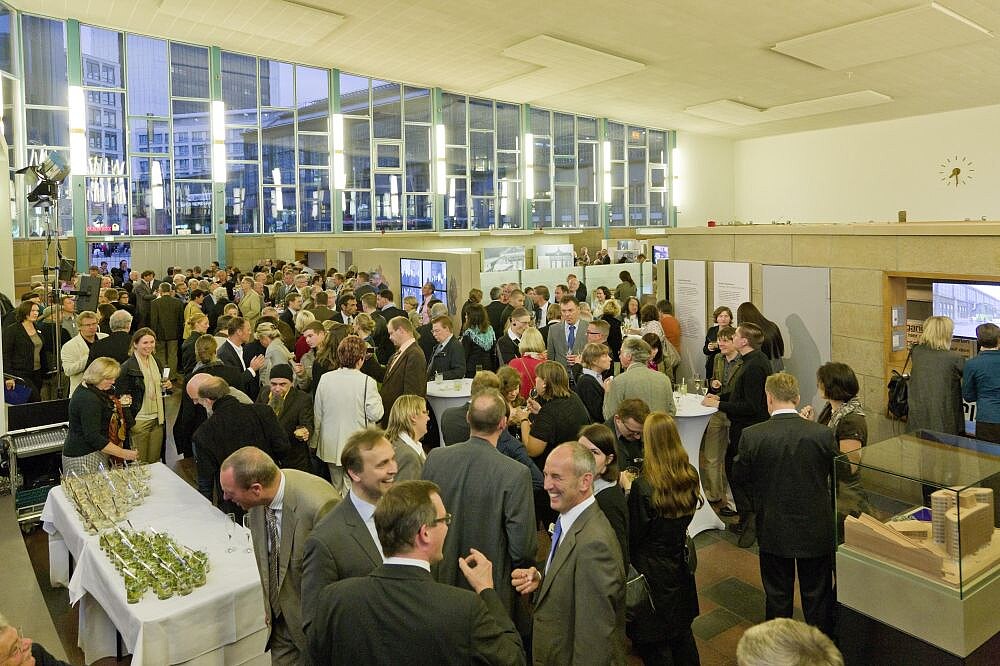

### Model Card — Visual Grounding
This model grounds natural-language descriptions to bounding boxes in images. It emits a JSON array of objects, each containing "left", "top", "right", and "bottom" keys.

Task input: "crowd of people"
[{"left": 5, "top": 255, "right": 938, "bottom": 666}]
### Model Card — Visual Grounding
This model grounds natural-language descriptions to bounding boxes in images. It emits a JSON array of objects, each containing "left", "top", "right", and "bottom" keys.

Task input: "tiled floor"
[{"left": 22, "top": 493, "right": 788, "bottom": 666}]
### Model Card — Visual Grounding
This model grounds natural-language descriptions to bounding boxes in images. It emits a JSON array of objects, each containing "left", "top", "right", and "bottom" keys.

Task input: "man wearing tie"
[
  {"left": 545, "top": 296, "right": 588, "bottom": 369},
  {"left": 427, "top": 315, "right": 466, "bottom": 380},
  {"left": 512, "top": 442, "right": 626, "bottom": 665},
  {"left": 219, "top": 447, "right": 338, "bottom": 666},
  {"left": 302, "top": 427, "right": 398, "bottom": 631},
  {"left": 369, "top": 316, "right": 426, "bottom": 427}
]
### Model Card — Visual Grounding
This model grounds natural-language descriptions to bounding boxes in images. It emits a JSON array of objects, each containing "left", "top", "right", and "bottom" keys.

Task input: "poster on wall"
[
  {"left": 400, "top": 258, "right": 448, "bottom": 306},
  {"left": 535, "top": 244, "right": 575, "bottom": 269},
  {"left": 612, "top": 239, "right": 644, "bottom": 263},
  {"left": 482, "top": 246, "right": 526, "bottom": 272},
  {"left": 712, "top": 262, "right": 750, "bottom": 313},
  {"left": 672, "top": 259, "right": 707, "bottom": 381}
]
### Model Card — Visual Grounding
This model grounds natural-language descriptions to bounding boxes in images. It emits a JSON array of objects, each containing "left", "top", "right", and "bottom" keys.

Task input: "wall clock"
[{"left": 939, "top": 156, "right": 974, "bottom": 187}]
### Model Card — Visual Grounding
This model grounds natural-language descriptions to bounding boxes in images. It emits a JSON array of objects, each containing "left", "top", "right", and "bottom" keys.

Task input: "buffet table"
[
  {"left": 673, "top": 392, "right": 726, "bottom": 536},
  {"left": 41, "top": 463, "right": 269, "bottom": 665}
]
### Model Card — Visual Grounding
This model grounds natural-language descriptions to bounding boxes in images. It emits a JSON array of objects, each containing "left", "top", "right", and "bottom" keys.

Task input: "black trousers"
[
  {"left": 724, "top": 424, "right": 752, "bottom": 517},
  {"left": 634, "top": 629, "right": 701, "bottom": 666},
  {"left": 975, "top": 420, "right": 1000, "bottom": 444},
  {"left": 758, "top": 551, "right": 835, "bottom": 637}
]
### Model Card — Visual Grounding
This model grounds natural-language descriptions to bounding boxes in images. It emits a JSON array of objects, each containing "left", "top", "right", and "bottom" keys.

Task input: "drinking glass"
[
  {"left": 692, "top": 374, "right": 702, "bottom": 394},
  {"left": 679, "top": 380, "right": 688, "bottom": 397},
  {"left": 225, "top": 513, "right": 236, "bottom": 553},
  {"left": 242, "top": 515, "right": 253, "bottom": 553}
]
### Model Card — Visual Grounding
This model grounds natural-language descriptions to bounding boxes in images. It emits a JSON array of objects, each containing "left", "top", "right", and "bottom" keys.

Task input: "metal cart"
[{"left": 3, "top": 423, "right": 68, "bottom": 531}]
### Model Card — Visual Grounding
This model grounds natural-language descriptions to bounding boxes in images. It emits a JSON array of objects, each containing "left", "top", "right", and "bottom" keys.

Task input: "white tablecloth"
[
  {"left": 674, "top": 393, "right": 726, "bottom": 536},
  {"left": 41, "top": 463, "right": 268, "bottom": 665},
  {"left": 426, "top": 379, "right": 473, "bottom": 447}
]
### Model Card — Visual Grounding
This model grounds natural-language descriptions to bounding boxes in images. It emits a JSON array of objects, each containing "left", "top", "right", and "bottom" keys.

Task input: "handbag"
[
  {"left": 625, "top": 565, "right": 655, "bottom": 622},
  {"left": 684, "top": 533, "right": 697, "bottom": 574},
  {"left": 887, "top": 349, "right": 912, "bottom": 420}
]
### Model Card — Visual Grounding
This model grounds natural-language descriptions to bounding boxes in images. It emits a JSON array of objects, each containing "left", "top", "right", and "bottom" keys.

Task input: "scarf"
[
  {"left": 463, "top": 327, "right": 495, "bottom": 352},
  {"left": 827, "top": 396, "right": 865, "bottom": 433}
]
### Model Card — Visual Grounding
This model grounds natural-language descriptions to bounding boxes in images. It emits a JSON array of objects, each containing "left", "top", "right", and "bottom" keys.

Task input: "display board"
[
  {"left": 520, "top": 268, "right": 572, "bottom": 299},
  {"left": 534, "top": 244, "right": 574, "bottom": 269},
  {"left": 479, "top": 270, "right": 521, "bottom": 300},
  {"left": 762, "top": 265, "right": 831, "bottom": 412},
  {"left": 672, "top": 260, "right": 707, "bottom": 381},
  {"left": 401, "top": 258, "right": 448, "bottom": 306},
  {"left": 584, "top": 263, "right": 640, "bottom": 297},
  {"left": 482, "top": 246, "right": 526, "bottom": 271},
  {"left": 712, "top": 261, "right": 750, "bottom": 313}
]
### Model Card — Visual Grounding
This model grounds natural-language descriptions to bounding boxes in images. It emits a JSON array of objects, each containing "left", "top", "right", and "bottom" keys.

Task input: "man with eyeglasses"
[
  {"left": 61, "top": 310, "right": 108, "bottom": 394},
  {"left": 497, "top": 307, "right": 532, "bottom": 365},
  {"left": 603, "top": 398, "right": 651, "bottom": 476},
  {"left": 0, "top": 614, "right": 70, "bottom": 666},
  {"left": 308, "top": 480, "right": 525, "bottom": 665}
]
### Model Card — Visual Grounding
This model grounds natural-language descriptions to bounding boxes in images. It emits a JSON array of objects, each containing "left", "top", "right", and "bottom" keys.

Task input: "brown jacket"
[{"left": 372, "top": 342, "right": 426, "bottom": 427}]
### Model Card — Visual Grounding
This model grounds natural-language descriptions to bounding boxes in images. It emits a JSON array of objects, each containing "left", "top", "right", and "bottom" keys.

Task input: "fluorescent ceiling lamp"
[
  {"left": 671, "top": 148, "right": 682, "bottom": 209},
  {"left": 435, "top": 124, "right": 446, "bottom": 195},
  {"left": 332, "top": 113, "right": 345, "bottom": 189},
  {"left": 212, "top": 142, "right": 227, "bottom": 183},
  {"left": 602, "top": 140, "right": 612, "bottom": 203},
  {"left": 524, "top": 133, "right": 534, "bottom": 200},
  {"left": 68, "top": 85, "right": 87, "bottom": 174}
]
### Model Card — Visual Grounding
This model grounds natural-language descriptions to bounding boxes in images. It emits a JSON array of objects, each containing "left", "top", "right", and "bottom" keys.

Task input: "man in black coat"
[
  {"left": 217, "top": 317, "right": 265, "bottom": 401},
  {"left": 702, "top": 322, "right": 771, "bottom": 544},
  {"left": 426, "top": 315, "right": 465, "bottom": 380},
  {"left": 190, "top": 376, "right": 290, "bottom": 516},
  {"left": 484, "top": 287, "right": 507, "bottom": 340},
  {"left": 258, "top": 364, "right": 312, "bottom": 473},
  {"left": 377, "top": 289, "right": 406, "bottom": 325},
  {"left": 306, "top": 480, "right": 525, "bottom": 666},
  {"left": 149, "top": 282, "right": 185, "bottom": 374},
  {"left": 87, "top": 309, "right": 133, "bottom": 365},
  {"left": 733, "top": 372, "right": 838, "bottom": 636}
]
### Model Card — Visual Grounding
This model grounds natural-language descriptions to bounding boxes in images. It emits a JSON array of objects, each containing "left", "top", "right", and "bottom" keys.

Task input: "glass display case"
[{"left": 836, "top": 430, "right": 1000, "bottom": 597}]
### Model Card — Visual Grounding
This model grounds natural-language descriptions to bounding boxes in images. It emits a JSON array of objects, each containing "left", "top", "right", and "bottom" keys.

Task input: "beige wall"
[{"left": 664, "top": 221, "right": 1000, "bottom": 444}]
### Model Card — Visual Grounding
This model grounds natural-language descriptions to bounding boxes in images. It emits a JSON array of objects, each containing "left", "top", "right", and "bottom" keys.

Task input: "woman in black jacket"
[
  {"left": 579, "top": 423, "right": 628, "bottom": 569},
  {"left": 460, "top": 303, "right": 496, "bottom": 377},
  {"left": 599, "top": 299, "right": 623, "bottom": 364},
  {"left": 2, "top": 301, "right": 47, "bottom": 401},
  {"left": 575, "top": 343, "right": 611, "bottom": 423},
  {"left": 63, "top": 357, "right": 138, "bottom": 476},
  {"left": 702, "top": 305, "right": 733, "bottom": 379},
  {"left": 628, "top": 412, "right": 702, "bottom": 666}
]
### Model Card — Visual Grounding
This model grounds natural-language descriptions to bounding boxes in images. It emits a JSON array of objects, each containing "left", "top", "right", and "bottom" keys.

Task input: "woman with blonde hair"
[
  {"left": 255, "top": 321, "right": 292, "bottom": 387},
  {"left": 907, "top": 315, "right": 965, "bottom": 434},
  {"left": 629, "top": 412, "right": 701, "bottom": 665},
  {"left": 601, "top": 298, "right": 624, "bottom": 363},
  {"left": 384, "top": 394, "right": 429, "bottom": 481},
  {"left": 520, "top": 360, "right": 590, "bottom": 463},
  {"left": 509, "top": 327, "right": 547, "bottom": 399},
  {"left": 63, "top": 357, "right": 138, "bottom": 475},
  {"left": 293, "top": 309, "right": 317, "bottom": 361},
  {"left": 181, "top": 312, "right": 209, "bottom": 374}
]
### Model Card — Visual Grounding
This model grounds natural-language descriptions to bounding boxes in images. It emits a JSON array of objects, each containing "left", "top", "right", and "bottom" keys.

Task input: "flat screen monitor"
[
  {"left": 932, "top": 281, "right": 1000, "bottom": 339},
  {"left": 400, "top": 258, "right": 448, "bottom": 306},
  {"left": 653, "top": 245, "right": 669, "bottom": 264}
]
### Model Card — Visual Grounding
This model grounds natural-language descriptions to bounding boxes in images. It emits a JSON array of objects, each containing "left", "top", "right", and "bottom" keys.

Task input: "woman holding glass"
[
  {"left": 702, "top": 306, "right": 733, "bottom": 380},
  {"left": 115, "top": 328, "right": 172, "bottom": 464},
  {"left": 520, "top": 361, "right": 591, "bottom": 464},
  {"left": 64, "top": 357, "right": 139, "bottom": 476},
  {"left": 628, "top": 412, "right": 701, "bottom": 665}
]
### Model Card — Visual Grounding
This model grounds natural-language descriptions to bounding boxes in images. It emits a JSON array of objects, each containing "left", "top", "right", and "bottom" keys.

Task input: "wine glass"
[
  {"left": 242, "top": 514, "right": 253, "bottom": 553},
  {"left": 225, "top": 513, "right": 236, "bottom": 553}
]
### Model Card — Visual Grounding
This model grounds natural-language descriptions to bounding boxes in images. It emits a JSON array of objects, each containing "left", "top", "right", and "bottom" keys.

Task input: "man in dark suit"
[
  {"left": 307, "top": 480, "right": 525, "bottom": 666},
  {"left": 484, "top": 287, "right": 507, "bottom": 339},
  {"left": 87, "top": 309, "right": 133, "bottom": 365},
  {"left": 377, "top": 289, "right": 406, "bottom": 324},
  {"left": 331, "top": 293, "right": 357, "bottom": 325},
  {"left": 512, "top": 442, "right": 626, "bottom": 665},
  {"left": 132, "top": 269, "right": 157, "bottom": 327},
  {"left": 360, "top": 292, "right": 393, "bottom": 363},
  {"left": 307, "top": 291, "right": 335, "bottom": 323},
  {"left": 496, "top": 307, "right": 531, "bottom": 366},
  {"left": 733, "top": 372, "right": 838, "bottom": 636},
  {"left": 702, "top": 322, "right": 771, "bottom": 545},
  {"left": 150, "top": 282, "right": 185, "bottom": 374},
  {"left": 416, "top": 302, "right": 446, "bottom": 363},
  {"left": 369, "top": 316, "right": 426, "bottom": 427},
  {"left": 545, "top": 296, "right": 588, "bottom": 368},
  {"left": 279, "top": 293, "right": 303, "bottom": 331},
  {"left": 219, "top": 447, "right": 338, "bottom": 666},
  {"left": 302, "top": 427, "right": 397, "bottom": 630},
  {"left": 260, "top": 364, "right": 312, "bottom": 472},
  {"left": 426, "top": 315, "right": 465, "bottom": 380},
  {"left": 191, "top": 376, "right": 290, "bottom": 512},
  {"left": 217, "top": 316, "right": 265, "bottom": 400},
  {"left": 567, "top": 273, "right": 587, "bottom": 305},
  {"left": 422, "top": 391, "right": 536, "bottom": 614}
]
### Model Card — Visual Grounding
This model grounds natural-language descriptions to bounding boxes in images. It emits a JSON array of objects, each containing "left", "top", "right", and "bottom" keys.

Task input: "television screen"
[
  {"left": 400, "top": 258, "right": 448, "bottom": 306},
  {"left": 653, "top": 245, "right": 669, "bottom": 264},
  {"left": 932, "top": 282, "right": 1000, "bottom": 339}
]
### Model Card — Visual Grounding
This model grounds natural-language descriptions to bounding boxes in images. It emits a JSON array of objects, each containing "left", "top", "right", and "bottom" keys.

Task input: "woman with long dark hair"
[
  {"left": 579, "top": 423, "right": 628, "bottom": 568},
  {"left": 615, "top": 270, "right": 637, "bottom": 304},
  {"left": 2, "top": 300, "right": 47, "bottom": 401},
  {"left": 461, "top": 303, "right": 496, "bottom": 377},
  {"left": 737, "top": 302, "right": 784, "bottom": 372},
  {"left": 629, "top": 412, "right": 702, "bottom": 665}
]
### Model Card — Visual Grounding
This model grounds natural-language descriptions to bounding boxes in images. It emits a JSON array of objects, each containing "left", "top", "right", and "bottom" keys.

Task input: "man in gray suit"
[
  {"left": 219, "top": 447, "right": 339, "bottom": 666},
  {"left": 301, "top": 427, "right": 397, "bottom": 630},
  {"left": 422, "top": 390, "right": 537, "bottom": 614},
  {"left": 512, "top": 442, "right": 626, "bottom": 665},
  {"left": 603, "top": 337, "right": 676, "bottom": 419},
  {"left": 545, "top": 296, "right": 588, "bottom": 368},
  {"left": 149, "top": 282, "right": 184, "bottom": 374}
]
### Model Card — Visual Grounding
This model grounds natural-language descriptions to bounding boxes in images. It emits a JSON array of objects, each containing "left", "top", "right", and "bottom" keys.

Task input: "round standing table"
[
  {"left": 426, "top": 378, "right": 473, "bottom": 447},
  {"left": 674, "top": 392, "right": 726, "bottom": 536}
]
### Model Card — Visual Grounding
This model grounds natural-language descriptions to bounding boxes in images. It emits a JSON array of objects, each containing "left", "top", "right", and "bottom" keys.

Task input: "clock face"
[{"left": 940, "top": 156, "right": 974, "bottom": 186}]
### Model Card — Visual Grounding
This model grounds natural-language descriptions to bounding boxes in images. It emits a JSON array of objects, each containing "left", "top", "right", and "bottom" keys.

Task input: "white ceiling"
[{"left": 10, "top": 0, "right": 1000, "bottom": 139}]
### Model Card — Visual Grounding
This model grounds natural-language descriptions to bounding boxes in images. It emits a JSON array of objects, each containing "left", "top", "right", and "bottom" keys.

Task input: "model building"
[{"left": 844, "top": 487, "right": 1000, "bottom": 587}]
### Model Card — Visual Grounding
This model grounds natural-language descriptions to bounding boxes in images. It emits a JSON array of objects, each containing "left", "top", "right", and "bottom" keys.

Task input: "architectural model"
[{"left": 843, "top": 487, "right": 1000, "bottom": 587}]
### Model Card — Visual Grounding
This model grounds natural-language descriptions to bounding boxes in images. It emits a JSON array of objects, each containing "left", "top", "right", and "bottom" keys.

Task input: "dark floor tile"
[
  {"left": 692, "top": 607, "right": 742, "bottom": 641},
  {"left": 694, "top": 637, "right": 738, "bottom": 666},
  {"left": 706, "top": 621, "right": 753, "bottom": 658},
  {"left": 692, "top": 528, "right": 724, "bottom": 548},
  {"left": 700, "top": 577, "right": 766, "bottom": 624}
]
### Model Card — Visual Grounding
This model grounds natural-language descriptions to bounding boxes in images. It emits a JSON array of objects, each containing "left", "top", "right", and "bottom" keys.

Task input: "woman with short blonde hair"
[
  {"left": 384, "top": 394, "right": 429, "bottom": 482},
  {"left": 908, "top": 315, "right": 964, "bottom": 434}
]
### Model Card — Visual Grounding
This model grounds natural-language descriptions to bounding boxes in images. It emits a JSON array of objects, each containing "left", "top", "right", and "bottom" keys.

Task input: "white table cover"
[
  {"left": 673, "top": 393, "right": 726, "bottom": 536},
  {"left": 41, "top": 463, "right": 268, "bottom": 664},
  {"left": 426, "top": 378, "right": 473, "bottom": 447}
]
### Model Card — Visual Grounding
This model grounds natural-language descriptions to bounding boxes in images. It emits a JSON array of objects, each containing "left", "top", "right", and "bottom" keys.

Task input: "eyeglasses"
[
  {"left": 586, "top": 330, "right": 601, "bottom": 336},
  {"left": 4, "top": 627, "right": 26, "bottom": 662},
  {"left": 428, "top": 513, "right": 452, "bottom": 527}
]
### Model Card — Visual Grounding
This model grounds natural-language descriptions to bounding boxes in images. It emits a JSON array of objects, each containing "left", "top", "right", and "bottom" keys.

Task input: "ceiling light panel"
[
  {"left": 772, "top": 2, "right": 993, "bottom": 71},
  {"left": 686, "top": 90, "right": 891, "bottom": 126},
  {"left": 156, "top": 0, "right": 344, "bottom": 44}
]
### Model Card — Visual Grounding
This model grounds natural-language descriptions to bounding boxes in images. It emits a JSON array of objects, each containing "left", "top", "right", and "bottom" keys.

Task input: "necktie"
[
  {"left": 513, "top": 337, "right": 520, "bottom": 347},
  {"left": 567, "top": 324, "right": 576, "bottom": 349},
  {"left": 545, "top": 518, "right": 563, "bottom": 574},
  {"left": 265, "top": 507, "right": 280, "bottom": 609}
]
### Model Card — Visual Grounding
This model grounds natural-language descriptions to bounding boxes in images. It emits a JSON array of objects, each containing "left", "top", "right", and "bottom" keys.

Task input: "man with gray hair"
[
  {"left": 602, "top": 337, "right": 675, "bottom": 419},
  {"left": 417, "top": 301, "right": 449, "bottom": 362},
  {"left": 0, "top": 612, "right": 71, "bottom": 665},
  {"left": 736, "top": 618, "right": 843, "bottom": 666},
  {"left": 61, "top": 310, "right": 107, "bottom": 394},
  {"left": 220, "top": 447, "right": 338, "bottom": 666},
  {"left": 511, "top": 442, "right": 626, "bottom": 665},
  {"left": 87, "top": 308, "right": 133, "bottom": 364}
]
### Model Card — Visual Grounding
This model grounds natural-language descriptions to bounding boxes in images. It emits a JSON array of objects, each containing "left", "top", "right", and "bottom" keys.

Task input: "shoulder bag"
[{"left": 887, "top": 349, "right": 912, "bottom": 420}]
